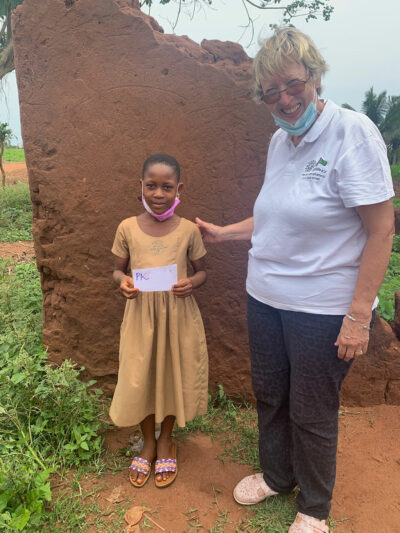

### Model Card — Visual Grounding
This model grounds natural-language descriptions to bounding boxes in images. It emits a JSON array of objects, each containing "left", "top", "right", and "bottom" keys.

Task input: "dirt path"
[
  {"left": 2, "top": 161, "right": 28, "bottom": 185},
  {"left": 76, "top": 406, "right": 400, "bottom": 532},
  {"left": 2, "top": 244, "right": 399, "bottom": 532},
  {"left": 0, "top": 241, "right": 35, "bottom": 259}
]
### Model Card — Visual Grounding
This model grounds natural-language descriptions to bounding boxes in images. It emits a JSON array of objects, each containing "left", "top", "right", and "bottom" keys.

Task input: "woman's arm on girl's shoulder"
[
  {"left": 171, "top": 257, "right": 206, "bottom": 298},
  {"left": 112, "top": 254, "right": 140, "bottom": 299},
  {"left": 195, "top": 217, "right": 254, "bottom": 243}
]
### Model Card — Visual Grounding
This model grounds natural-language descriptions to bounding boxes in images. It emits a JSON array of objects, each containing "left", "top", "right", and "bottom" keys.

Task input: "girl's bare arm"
[
  {"left": 172, "top": 257, "right": 206, "bottom": 298},
  {"left": 113, "top": 254, "right": 139, "bottom": 299}
]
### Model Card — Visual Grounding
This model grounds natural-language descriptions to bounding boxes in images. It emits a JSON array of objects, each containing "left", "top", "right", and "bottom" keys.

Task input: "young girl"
[{"left": 110, "top": 153, "right": 208, "bottom": 489}]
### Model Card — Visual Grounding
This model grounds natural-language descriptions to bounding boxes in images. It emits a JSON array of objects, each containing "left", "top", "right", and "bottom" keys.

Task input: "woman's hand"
[
  {"left": 195, "top": 217, "right": 224, "bottom": 243},
  {"left": 120, "top": 275, "right": 140, "bottom": 299},
  {"left": 334, "top": 315, "right": 371, "bottom": 362},
  {"left": 171, "top": 278, "right": 193, "bottom": 298}
]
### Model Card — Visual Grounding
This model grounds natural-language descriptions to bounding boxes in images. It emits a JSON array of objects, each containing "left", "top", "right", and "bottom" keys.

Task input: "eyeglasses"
[{"left": 261, "top": 77, "right": 310, "bottom": 104}]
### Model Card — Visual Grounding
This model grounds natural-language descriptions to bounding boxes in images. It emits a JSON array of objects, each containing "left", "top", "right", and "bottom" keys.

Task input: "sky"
[{"left": 1, "top": 0, "right": 399, "bottom": 146}]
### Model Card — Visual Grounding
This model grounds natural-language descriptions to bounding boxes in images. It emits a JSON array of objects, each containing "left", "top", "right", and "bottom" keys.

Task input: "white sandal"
[
  {"left": 288, "top": 512, "right": 329, "bottom": 533},
  {"left": 233, "top": 473, "right": 278, "bottom": 505}
]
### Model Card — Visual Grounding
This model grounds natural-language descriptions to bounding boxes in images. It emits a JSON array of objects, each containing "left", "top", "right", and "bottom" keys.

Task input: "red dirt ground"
[
  {"left": 2, "top": 161, "right": 29, "bottom": 185},
  {"left": 2, "top": 215, "right": 400, "bottom": 532},
  {"left": 0, "top": 241, "right": 35, "bottom": 259},
  {"left": 74, "top": 405, "right": 400, "bottom": 532}
]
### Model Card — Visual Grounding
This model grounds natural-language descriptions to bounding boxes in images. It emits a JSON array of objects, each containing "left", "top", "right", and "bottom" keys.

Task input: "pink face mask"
[{"left": 141, "top": 184, "right": 180, "bottom": 222}]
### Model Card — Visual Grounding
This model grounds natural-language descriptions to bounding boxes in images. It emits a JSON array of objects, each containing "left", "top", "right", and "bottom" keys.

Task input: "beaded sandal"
[
  {"left": 128, "top": 456, "right": 152, "bottom": 488},
  {"left": 155, "top": 442, "right": 177, "bottom": 488}
]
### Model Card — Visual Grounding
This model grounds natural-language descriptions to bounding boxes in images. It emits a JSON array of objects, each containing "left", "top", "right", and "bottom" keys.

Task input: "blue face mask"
[{"left": 272, "top": 101, "right": 318, "bottom": 136}]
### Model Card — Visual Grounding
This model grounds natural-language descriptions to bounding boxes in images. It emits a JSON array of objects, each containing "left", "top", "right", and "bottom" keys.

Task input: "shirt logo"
[
  {"left": 304, "top": 160, "right": 317, "bottom": 172},
  {"left": 302, "top": 157, "right": 328, "bottom": 182}
]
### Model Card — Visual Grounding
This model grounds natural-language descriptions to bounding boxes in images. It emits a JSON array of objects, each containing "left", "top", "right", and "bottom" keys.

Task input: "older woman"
[{"left": 196, "top": 27, "right": 394, "bottom": 533}]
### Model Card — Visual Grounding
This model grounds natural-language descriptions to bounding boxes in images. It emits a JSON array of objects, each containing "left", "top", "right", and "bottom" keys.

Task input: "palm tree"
[
  {"left": 343, "top": 88, "right": 400, "bottom": 165},
  {"left": 361, "top": 87, "right": 388, "bottom": 127},
  {"left": 341, "top": 103, "right": 355, "bottom": 111},
  {"left": 381, "top": 96, "right": 400, "bottom": 165}
]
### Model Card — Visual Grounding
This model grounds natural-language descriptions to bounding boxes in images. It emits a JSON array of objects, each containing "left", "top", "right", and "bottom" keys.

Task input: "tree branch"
[
  {"left": 0, "top": 16, "right": 7, "bottom": 41},
  {"left": 244, "top": 0, "right": 287, "bottom": 10},
  {"left": 172, "top": 0, "right": 182, "bottom": 30},
  {"left": 239, "top": 0, "right": 255, "bottom": 48},
  {"left": 0, "top": 38, "right": 14, "bottom": 79}
]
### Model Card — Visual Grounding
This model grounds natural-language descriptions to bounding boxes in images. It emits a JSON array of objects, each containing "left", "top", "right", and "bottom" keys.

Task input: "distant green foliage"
[
  {"left": 393, "top": 197, "right": 400, "bottom": 208},
  {"left": 0, "top": 259, "right": 105, "bottom": 530},
  {"left": 392, "top": 164, "right": 400, "bottom": 179},
  {"left": 0, "top": 183, "right": 32, "bottom": 241},
  {"left": 3, "top": 148, "right": 25, "bottom": 162},
  {"left": 377, "top": 245, "right": 400, "bottom": 322}
]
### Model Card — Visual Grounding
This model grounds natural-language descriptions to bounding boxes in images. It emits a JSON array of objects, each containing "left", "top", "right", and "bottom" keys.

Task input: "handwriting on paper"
[{"left": 132, "top": 264, "right": 178, "bottom": 292}]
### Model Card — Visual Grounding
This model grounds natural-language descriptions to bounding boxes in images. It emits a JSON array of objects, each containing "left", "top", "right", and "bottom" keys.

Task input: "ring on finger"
[{"left": 355, "top": 350, "right": 363, "bottom": 356}]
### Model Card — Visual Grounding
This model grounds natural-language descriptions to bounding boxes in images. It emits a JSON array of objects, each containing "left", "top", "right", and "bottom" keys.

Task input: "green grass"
[
  {"left": 0, "top": 183, "right": 32, "bottom": 241},
  {"left": 0, "top": 257, "right": 106, "bottom": 531},
  {"left": 393, "top": 197, "right": 400, "bottom": 208},
  {"left": 3, "top": 148, "right": 25, "bottom": 163},
  {"left": 174, "top": 385, "right": 260, "bottom": 470},
  {"left": 391, "top": 164, "right": 400, "bottom": 179}
]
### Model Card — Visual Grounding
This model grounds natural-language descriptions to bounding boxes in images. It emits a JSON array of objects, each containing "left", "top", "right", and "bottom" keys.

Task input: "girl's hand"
[
  {"left": 120, "top": 275, "right": 140, "bottom": 299},
  {"left": 195, "top": 217, "right": 224, "bottom": 243},
  {"left": 171, "top": 278, "right": 193, "bottom": 298},
  {"left": 334, "top": 315, "right": 371, "bottom": 362}
]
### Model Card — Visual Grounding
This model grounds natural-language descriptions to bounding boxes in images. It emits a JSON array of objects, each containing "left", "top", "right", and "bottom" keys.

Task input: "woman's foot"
[
  {"left": 233, "top": 473, "right": 278, "bottom": 505},
  {"left": 155, "top": 437, "right": 177, "bottom": 487},
  {"left": 129, "top": 439, "right": 156, "bottom": 487},
  {"left": 288, "top": 513, "right": 329, "bottom": 533}
]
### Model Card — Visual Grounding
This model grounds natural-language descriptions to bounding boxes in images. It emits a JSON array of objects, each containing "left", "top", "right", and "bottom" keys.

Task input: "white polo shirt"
[{"left": 246, "top": 99, "right": 394, "bottom": 315}]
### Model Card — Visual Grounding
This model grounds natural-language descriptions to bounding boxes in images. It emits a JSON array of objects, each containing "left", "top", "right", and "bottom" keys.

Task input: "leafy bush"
[
  {"left": 377, "top": 248, "right": 400, "bottom": 322},
  {"left": 391, "top": 164, "right": 400, "bottom": 179},
  {"left": 3, "top": 148, "right": 25, "bottom": 163},
  {"left": 0, "top": 184, "right": 32, "bottom": 242},
  {"left": 0, "top": 259, "right": 104, "bottom": 530}
]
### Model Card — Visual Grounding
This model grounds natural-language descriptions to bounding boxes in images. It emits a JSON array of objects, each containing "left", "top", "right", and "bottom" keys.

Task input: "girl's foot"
[
  {"left": 129, "top": 439, "right": 156, "bottom": 487},
  {"left": 155, "top": 437, "right": 177, "bottom": 487}
]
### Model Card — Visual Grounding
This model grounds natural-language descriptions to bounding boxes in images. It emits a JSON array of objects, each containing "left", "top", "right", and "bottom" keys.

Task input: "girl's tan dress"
[{"left": 109, "top": 216, "right": 208, "bottom": 427}]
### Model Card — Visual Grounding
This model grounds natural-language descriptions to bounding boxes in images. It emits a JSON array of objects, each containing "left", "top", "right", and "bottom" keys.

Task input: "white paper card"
[{"left": 132, "top": 264, "right": 178, "bottom": 292}]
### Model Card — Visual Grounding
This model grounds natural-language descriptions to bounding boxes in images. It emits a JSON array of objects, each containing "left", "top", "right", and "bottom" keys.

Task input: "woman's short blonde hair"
[{"left": 252, "top": 27, "right": 329, "bottom": 103}]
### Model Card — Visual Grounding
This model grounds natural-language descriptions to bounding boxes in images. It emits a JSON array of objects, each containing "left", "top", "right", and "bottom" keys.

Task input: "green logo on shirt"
[{"left": 317, "top": 157, "right": 328, "bottom": 166}]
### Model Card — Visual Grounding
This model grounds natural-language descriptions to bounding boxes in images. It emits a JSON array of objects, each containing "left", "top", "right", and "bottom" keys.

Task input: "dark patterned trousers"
[{"left": 247, "top": 294, "right": 368, "bottom": 519}]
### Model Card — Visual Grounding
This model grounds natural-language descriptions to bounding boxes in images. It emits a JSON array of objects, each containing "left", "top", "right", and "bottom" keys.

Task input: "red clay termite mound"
[{"left": 12, "top": 0, "right": 270, "bottom": 398}]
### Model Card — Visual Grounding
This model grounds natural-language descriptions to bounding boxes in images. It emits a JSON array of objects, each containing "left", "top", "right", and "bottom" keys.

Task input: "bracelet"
[{"left": 345, "top": 313, "right": 371, "bottom": 331}]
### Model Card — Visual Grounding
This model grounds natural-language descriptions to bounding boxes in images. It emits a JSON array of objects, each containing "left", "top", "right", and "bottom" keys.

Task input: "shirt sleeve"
[
  {"left": 188, "top": 224, "right": 207, "bottom": 261},
  {"left": 336, "top": 135, "right": 394, "bottom": 208},
  {"left": 111, "top": 222, "right": 129, "bottom": 258}
]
